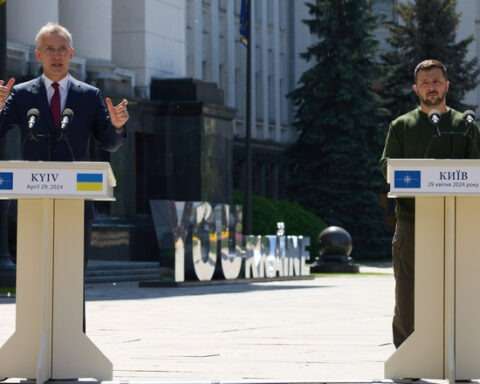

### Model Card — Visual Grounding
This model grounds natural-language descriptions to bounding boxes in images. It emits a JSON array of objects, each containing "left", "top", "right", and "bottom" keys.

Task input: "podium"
[
  {"left": 385, "top": 159, "right": 480, "bottom": 382},
  {"left": 0, "top": 161, "right": 115, "bottom": 384}
]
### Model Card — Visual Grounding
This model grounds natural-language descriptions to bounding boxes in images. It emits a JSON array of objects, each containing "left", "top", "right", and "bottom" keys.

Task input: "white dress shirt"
[{"left": 42, "top": 73, "right": 70, "bottom": 113}]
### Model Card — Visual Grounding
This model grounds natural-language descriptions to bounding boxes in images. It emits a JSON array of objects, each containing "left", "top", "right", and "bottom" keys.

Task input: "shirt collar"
[{"left": 42, "top": 73, "right": 70, "bottom": 92}]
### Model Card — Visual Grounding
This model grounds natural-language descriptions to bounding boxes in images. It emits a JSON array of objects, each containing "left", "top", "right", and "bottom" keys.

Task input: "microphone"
[
  {"left": 61, "top": 108, "right": 74, "bottom": 130},
  {"left": 27, "top": 108, "right": 40, "bottom": 129},
  {"left": 464, "top": 110, "right": 476, "bottom": 124},
  {"left": 429, "top": 109, "right": 441, "bottom": 124},
  {"left": 428, "top": 109, "right": 441, "bottom": 136},
  {"left": 463, "top": 110, "right": 477, "bottom": 137}
]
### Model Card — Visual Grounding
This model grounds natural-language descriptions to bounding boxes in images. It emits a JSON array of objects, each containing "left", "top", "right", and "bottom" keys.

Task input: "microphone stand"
[
  {"left": 56, "top": 127, "right": 75, "bottom": 161},
  {"left": 58, "top": 110, "right": 76, "bottom": 161},
  {"left": 424, "top": 118, "right": 476, "bottom": 158},
  {"left": 424, "top": 128, "right": 441, "bottom": 158},
  {"left": 59, "top": 133, "right": 76, "bottom": 161}
]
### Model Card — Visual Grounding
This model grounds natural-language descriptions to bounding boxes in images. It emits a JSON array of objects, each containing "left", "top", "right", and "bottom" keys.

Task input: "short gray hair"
[{"left": 35, "top": 22, "right": 73, "bottom": 48}]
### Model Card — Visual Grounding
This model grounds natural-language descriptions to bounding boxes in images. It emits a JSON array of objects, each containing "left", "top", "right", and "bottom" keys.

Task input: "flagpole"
[
  {"left": 0, "top": 0, "right": 15, "bottom": 286},
  {"left": 243, "top": 0, "right": 253, "bottom": 235}
]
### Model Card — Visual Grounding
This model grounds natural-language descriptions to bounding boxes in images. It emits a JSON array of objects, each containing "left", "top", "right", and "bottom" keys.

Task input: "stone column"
[
  {"left": 192, "top": 0, "right": 203, "bottom": 79},
  {"left": 112, "top": 0, "right": 186, "bottom": 97},
  {"left": 250, "top": 2, "right": 257, "bottom": 139},
  {"left": 7, "top": 0, "right": 59, "bottom": 46},
  {"left": 210, "top": 0, "right": 219, "bottom": 84},
  {"left": 272, "top": 0, "right": 281, "bottom": 142},
  {"left": 226, "top": 0, "right": 236, "bottom": 108},
  {"left": 59, "top": 0, "right": 112, "bottom": 61},
  {"left": 261, "top": 0, "right": 269, "bottom": 138},
  {"left": 144, "top": 0, "right": 186, "bottom": 79},
  {"left": 112, "top": 0, "right": 146, "bottom": 96}
]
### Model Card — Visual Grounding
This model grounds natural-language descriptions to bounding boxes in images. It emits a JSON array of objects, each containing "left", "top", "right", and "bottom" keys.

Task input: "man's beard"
[{"left": 420, "top": 91, "right": 446, "bottom": 107}]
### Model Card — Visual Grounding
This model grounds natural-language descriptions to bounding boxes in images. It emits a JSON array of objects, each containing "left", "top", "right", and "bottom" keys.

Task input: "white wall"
[
  {"left": 145, "top": 0, "right": 186, "bottom": 79},
  {"left": 112, "top": 0, "right": 147, "bottom": 86},
  {"left": 292, "top": 0, "right": 312, "bottom": 88},
  {"left": 59, "top": 0, "right": 112, "bottom": 61},
  {"left": 456, "top": 0, "right": 479, "bottom": 109},
  {"left": 112, "top": 0, "right": 186, "bottom": 97},
  {"left": 7, "top": 0, "right": 59, "bottom": 46}
]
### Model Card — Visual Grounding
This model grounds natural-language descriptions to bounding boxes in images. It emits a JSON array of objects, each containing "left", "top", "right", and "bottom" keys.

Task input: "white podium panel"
[
  {"left": 385, "top": 159, "right": 480, "bottom": 382},
  {"left": 385, "top": 197, "right": 445, "bottom": 379},
  {"left": 0, "top": 161, "right": 115, "bottom": 384},
  {"left": 454, "top": 197, "right": 480, "bottom": 379}
]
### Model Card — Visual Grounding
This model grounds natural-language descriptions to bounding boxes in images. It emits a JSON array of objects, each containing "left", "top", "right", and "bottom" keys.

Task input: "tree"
[
  {"left": 381, "top": 0, "right": 480, "bottom": 120},
  {"left": 287, "top": 0, "right": 388, "bottom": 259}
]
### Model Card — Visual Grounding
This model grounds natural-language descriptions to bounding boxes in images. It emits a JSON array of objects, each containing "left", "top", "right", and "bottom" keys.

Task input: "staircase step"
[
  {"left": 85, "top": 261, "right": 171, "bottom": 284},
  {"left": 86, "top": 274, "right": 164, "bottom": 284},
  {"left": 86, "top": 268, "right": 163, "bottom": 277}
]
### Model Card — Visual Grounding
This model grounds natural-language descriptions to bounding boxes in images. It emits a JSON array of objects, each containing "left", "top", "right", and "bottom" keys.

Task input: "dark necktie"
[{"left": 50, "top": 82, "right": 61, "bottom": 129}]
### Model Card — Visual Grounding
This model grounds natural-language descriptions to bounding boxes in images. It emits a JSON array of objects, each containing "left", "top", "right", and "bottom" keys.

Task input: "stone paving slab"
[
  {"left": 0, "top": 380, "right": 451, "bottom": 384},
  {"left": 0, "top": 271, "right": 405, "bottom": 383}
]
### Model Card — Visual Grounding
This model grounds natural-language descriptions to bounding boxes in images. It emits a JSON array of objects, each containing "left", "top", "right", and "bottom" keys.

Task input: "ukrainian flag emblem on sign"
[{"left": 76, "top": 173, "right": 103, "bottom": 191}]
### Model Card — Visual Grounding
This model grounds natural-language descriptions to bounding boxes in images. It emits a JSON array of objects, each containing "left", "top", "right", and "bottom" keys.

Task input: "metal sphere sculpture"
[
  {"left": 312, "top": 226, "right": 358, "bottom": 273},
  {"left": 318, "top": 226, "right": 353, "bottom": 258}
]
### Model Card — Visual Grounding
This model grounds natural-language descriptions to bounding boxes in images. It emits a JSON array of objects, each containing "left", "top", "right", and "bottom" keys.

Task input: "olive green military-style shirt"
[{"left": 380, "top": 107, "right": 480, "bottom": 220}]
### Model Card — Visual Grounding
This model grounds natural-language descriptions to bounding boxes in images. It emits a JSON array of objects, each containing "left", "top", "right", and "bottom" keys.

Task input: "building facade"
[
  {"left": 4, "top": 0, "right": 480, "bottom": 261},
  {"left": 4, "top": 0, "right": 315, "bottom": 203},
  {"left": 3, "top": 0, "right": 314, "bottom": 260}
]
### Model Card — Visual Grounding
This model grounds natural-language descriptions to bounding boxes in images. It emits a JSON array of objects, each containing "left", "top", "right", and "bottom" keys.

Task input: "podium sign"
[
  {"left": 0, "top": 161, "right": 115, "bottom": 384},
  {"left": 388, "top": 159, "right": 480, "bottom": 195},
  {"left": 0, "top": 161, "right": 115, "bottom": 199},
  {"left": 385, "top": 158, "right": 480, "bottom": 382}
]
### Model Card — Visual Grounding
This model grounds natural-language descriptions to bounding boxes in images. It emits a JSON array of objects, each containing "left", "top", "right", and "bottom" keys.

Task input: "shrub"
[{"left": 234, "top": 192, "right": 327, "bottom": 260}]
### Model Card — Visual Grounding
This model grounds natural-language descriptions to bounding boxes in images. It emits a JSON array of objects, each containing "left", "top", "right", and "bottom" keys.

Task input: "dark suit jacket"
[{"left": 0, "top": 75, "right": 125, "bottom": 161}]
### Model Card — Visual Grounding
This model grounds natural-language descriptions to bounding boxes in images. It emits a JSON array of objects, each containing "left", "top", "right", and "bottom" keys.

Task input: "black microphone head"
[
  {"left": 464, "top": 109, "right": 476, "bottom": 123},
  {"left": 428, "top": 109, "right": 441, "bottom": 125},
  {"left": 27, "top": 108, "right": 40, "bottom": 118},
  {"left": 62, "top": 108, "right": 74, "bottom": 118}
]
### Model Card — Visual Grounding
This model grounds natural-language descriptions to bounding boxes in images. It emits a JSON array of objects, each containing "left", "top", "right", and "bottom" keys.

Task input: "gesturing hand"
[
  {"left": 0, "top": 78, "right": 15, "bottom": 109},
  {"left": 105, "top": 97, "right": 129, "bottom": 129}
]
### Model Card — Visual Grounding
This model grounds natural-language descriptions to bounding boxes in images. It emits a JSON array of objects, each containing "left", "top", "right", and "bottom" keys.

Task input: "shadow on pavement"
[
  {"left": 84, "top": 281, "right": 335, "bottom": 301},
  {"left": 0, "top": 280, "right": 336, "bottom": 304}
]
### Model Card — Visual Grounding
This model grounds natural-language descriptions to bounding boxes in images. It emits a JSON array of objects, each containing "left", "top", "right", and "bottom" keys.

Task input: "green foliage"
[
  {"left": 287, "top": 0, "right": 389, "bottom": 259},
  {"left": 233, "top": 191, "right": 327, "bottom": 258},
  {"left": 381, "top": 0, "right": 480, "bottom": 119},
  {"left": 0, "top": 287, "right": 15, "bottom": 295}
]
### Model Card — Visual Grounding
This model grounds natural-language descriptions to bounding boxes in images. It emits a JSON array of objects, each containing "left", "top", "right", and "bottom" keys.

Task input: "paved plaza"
[{"left": 0, "top": 266, "right": 397, "bottom": 383}]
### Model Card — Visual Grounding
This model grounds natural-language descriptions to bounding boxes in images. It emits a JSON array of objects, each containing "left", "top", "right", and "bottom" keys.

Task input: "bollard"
[{"left": 311, "top": 226, "right": 359, "bottom": 273}]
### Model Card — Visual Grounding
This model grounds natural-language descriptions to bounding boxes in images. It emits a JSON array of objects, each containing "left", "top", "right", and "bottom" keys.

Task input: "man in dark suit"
[
  {"left": 0, "top": 22, "right": 129, "bottom": 331},
  {"left": 0, "top": 22, "right": 129, "bottom": 156}
]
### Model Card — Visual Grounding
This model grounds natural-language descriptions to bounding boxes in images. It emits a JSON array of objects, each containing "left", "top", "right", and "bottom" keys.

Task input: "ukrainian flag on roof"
[{"left": 77, "top": 173, "right": 103, "bottom": 191}]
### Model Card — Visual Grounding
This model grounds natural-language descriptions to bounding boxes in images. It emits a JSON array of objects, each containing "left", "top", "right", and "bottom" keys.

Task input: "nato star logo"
[
  {"left": 0, "top": 172, "right": 13, "bottom": 190},
  {"left": 394, "top": 170, "right": 421, "bottom": 189}
]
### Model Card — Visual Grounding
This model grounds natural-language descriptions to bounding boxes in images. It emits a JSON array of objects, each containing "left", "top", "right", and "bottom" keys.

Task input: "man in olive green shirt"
[{"left": 380, "top": 59, "right": 479, "bottom": 348}]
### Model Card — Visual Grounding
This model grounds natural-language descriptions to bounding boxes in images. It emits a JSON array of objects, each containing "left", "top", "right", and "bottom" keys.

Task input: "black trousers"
[{"left": 392, "top": 217, "right": 415, "bottom": 348}]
